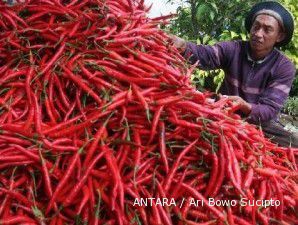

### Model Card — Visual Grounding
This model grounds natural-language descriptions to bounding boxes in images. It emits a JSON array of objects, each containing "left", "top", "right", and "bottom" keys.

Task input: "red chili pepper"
[
  {"left": 132, "top": 84, "right": 150, "bottom": 121},
  {"left": 181, "top": 183, "right": 226, "bottom": 221},
  {"left": 62, "top": 65, "right": 102, "bottom": 105},
  {"left": 222, "top": 136, "right": 245, "bottom": 196},
  {"left": 49, "top": 109, "right": 112, "bottom": 138},
  {"left": 0, "top": 216, "right": 36, "bottom": 225},
  {"left": 63, "top": 148, "right": 107, "bottom": 207},
  {"left": 273, "top": 177, "right": 284, "bottom": 220},
  {"left": 95, "top": 26, "right": 118, "bottom": 41},
  {"left": 83, "top": 113, "right": 113, "bottom": 167},
  {"left": 158, "top": 121, "right": 169, "bottom": 174},
  {"left": 102, "top": 65, "right": 161, "bottom": 87},
  {"left": 0, "top": 188, "right": 33, "bottom": 208},
  {"left": 32, "top": 94, "right": 42, "bottom": 135},
  {"left": 140, "top": 187, "right": 162, "bottom": 225},
  {"left": 163, "top": 139, "right": 198, "bottom": 192},
  {"left": 184, "top": 219, "right": 218, "bottom": 225},
  {"left": 75, "top": 185, "right": 90, "bottom": 215},
  {"left": 0, "top": 70, "right": 27, "bottom": 86},
  {"left": 2, "top": 11, "right": 18, "bottom": 28},
  {"left": 79, "top": 63, "right": 122, "bottom": 92},
  {"left": 227, "top": 139, "right": 242, "bottom": 186},
  {"left": 233, "top": 216, "right": 252, "bottom": 225},
  {"left": 42, "top": 113, "right": 83, "bottom": 135},
  {"left": 37, "top": 147, "right": 53, "bottom": 200},
  {"left": 53, "top": 75, "right": 70, "bottom": 109},
  {"left": 147, "top": 105, "right": 163, "bottom": 144},
  {"left": 204, "top": 152, "right": 219, "bottom": 197},
  {"left": 46, "top": 145, "right": 83, "bottom": 214},
  {"left": 40, "top": 43, "right": 66, "bottom": 76},
  {"left": 153, "top": 95, "right": 184, "bottom": 106}
]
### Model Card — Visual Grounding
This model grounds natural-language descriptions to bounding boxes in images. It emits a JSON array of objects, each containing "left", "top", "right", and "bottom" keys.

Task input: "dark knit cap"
[{"left": 245, "top": 1, "right": 294, "bottom": 47}]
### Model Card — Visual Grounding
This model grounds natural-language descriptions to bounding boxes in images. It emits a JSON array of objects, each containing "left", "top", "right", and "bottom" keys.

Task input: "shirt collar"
[
  {"left": 245, "top": 41, "right": 273, "bottom": 64},
  {"left": 247, "top": 52, "right": 267, "bottom": 64}
]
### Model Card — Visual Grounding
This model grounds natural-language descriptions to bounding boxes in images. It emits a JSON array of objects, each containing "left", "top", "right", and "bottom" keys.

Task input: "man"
[{"left": 171, "top": 1, "right": 298, "bottom": 147}]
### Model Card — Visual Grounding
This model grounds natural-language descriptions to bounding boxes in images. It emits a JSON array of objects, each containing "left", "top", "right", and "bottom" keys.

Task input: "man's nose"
[{"left": 254, "top": 29, "right": 264, "bottom": 38}]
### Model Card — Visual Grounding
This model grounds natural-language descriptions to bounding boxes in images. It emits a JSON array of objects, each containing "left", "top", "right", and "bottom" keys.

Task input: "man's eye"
[
  {"left": 253, "top": 24, "right": 260, "bottom": 29},
  {"left": 252, "top": 24, "right": 260, "bottom": 30}
]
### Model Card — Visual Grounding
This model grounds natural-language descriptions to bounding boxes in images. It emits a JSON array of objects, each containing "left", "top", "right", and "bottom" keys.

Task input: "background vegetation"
[{"left": 166, "top": 0, "right": 298, "bottom": 115}]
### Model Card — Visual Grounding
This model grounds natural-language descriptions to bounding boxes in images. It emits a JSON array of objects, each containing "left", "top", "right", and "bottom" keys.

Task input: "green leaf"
[
  {"left": 208, "top": 39, "right": 217, "bottom": 45},
  {"left": 196, "top": 4, "right": 208, "bottom": 21},
  {"left": 209, "top": 2, "right": 218, "bottom": 14},
  {"left": 203, "top": 35, "right": 210, "bottom": 44},
  {"left": 210, "top": 11, "right": 215, "bottom": 21},
  {"left": 230, "top": 31, "right": 238, "bottom": 39},
  {"left": 240, "top": 33, "right": 247, "bottom": 40}
]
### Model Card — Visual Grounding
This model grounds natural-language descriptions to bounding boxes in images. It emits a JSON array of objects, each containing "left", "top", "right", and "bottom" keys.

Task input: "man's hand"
[
  {"left": 226, "top": 96, "right": 252, "bottom": 115},
  {"left": 168, "top": 34, "right": 187, "bottom": 52}
]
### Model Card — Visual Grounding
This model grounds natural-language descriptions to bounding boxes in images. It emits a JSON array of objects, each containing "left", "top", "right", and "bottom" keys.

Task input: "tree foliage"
[
  {"left": 167, "top": 0, "right": 298, "bottom": 96},
  {"left": 280, "top": 0, "right": 298, "bottom": 96}
]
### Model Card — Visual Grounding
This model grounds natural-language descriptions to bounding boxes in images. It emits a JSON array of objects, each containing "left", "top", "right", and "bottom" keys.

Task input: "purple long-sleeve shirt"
[{"left": 184, "top": 40, "right": 296, "bottom": 124}]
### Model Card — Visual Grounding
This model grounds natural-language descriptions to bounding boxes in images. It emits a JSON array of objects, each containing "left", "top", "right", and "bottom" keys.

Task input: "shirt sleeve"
[
  {"left": 248, "top": 60, "right": 296, "bottom": 124},
  {"left": 183, "top": 41, "right": 237, "bottom": 70}
]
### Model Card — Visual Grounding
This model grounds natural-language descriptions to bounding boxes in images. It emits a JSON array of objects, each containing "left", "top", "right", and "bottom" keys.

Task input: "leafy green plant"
[
  {"left": 283, "top": 97, "right": 298, "bottom": 116},
  {"left": 280, "top": 0, "right": 298, "bottom": 96},
  {"left": 290, "top": 76, "right": 298, "bottom": 96}
]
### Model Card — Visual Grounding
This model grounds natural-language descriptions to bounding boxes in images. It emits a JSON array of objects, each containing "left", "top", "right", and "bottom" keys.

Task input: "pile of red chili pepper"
[{"left": 0, "top": 1, "right": 297, "bottom": 224}]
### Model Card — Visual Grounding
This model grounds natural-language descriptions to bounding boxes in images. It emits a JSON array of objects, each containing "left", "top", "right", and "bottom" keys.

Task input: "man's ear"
[{"left": 276, "top": 32, "right": 286, "bottom": 43}]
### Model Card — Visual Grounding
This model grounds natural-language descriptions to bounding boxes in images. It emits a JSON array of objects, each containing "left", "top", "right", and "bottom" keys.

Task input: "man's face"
[{"left": 249, "top": 14, "right": 284, "bottom": 53}]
